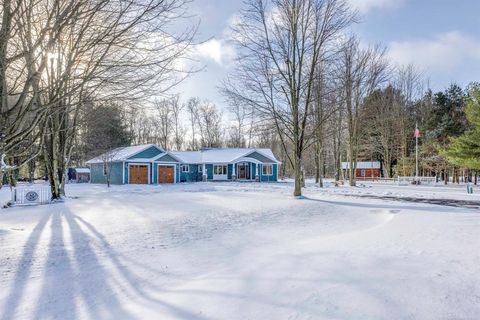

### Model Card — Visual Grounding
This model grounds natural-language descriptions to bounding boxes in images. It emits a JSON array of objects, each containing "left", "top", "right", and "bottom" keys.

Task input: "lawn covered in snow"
[{"left": 0, "top": 181, "right": 479, "bottom": 319}]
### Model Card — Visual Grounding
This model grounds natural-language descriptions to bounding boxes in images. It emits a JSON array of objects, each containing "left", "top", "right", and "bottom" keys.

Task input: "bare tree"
[
  {"left": 223, "top": 0, "right": 354, "bottom": 196},
  {"left": 154, "top": 99, "right": 173, "bottom": 149},
  {"left": 197, "top": 101, "right": 223, "bottom": 148},
  {"left": 186, "top": 97, "right": 200, "bottom": 150},
  {"left": 226, "top": 98, "right": 250, "bottom": 147},
  {"left": 1, "top": 0, "right": 196, "bottom": 199},
  {"left": 170, "top": 96, "right": 185, "bottom": 150},
  {"left": 337, "top": 36, "right": 388, "bottom": 186},
  {"left": 395, "top": 64, "right": 424, "bottom": 175},
  {"left": 312, "top": 59, "right": 341, "bottom": 187},
  {"left": 358, "top": 85, "right": 403, "bottom": 178},
  {"left": 0, "top": 0, "right": 79, "bottom": 182}
]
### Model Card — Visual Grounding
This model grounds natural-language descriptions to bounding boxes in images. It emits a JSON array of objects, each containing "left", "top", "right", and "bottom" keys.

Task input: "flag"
[{"left": 414, "top": 128, "right": 421, "bottom": 138}]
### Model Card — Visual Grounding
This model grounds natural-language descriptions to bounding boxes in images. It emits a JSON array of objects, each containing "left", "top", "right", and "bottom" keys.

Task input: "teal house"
[{"left": 86, "top": 144, "right": 281, "bottom": 184}]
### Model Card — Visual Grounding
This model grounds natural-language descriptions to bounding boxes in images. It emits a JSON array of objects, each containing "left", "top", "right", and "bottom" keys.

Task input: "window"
[
  {"left": 262, "top": 164, "right": 273, "bottom": 176},
  {"left": 103, "top": 163, "right": 107, "bottom": 176},
  {"left": 181, "top": 164, "right": 189, "bottom": 173},
  {"left": 198, "top": 165, "right": 203, "bottom": 173},
  {"left": 214, "top": 165, "right": 227, "bottom": 175},
  {"left": 361, "top": 169, "right": 366, "bottom": 177}
]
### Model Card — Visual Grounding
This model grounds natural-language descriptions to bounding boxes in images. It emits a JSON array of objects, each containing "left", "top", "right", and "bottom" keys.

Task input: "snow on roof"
[
  {"left": 86, "top": 144, "right": 279, "bottom": 165},
  {"left": 86, "top": 144, "right": 161, "bottom": 164},
  {"left": 342, "top": 161, "right": 381, "bottom": 169},
  {"left": 254, "top": 149, "right": 278, "bottom": 161},
  {"left": 170, "top": 151, "right": 202, "bottom": 163},
  {"left": 75, "top": 168, "right": 90, "bottom": 173},
  {"left": 172, "top": 148, "right": 280, "bottom": 164},
  {"left": 202, "top": 149, "right": 258, "bottom": 163}
]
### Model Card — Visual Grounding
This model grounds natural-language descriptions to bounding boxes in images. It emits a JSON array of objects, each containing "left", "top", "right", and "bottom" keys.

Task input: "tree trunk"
[
  {"left": 294, "top": 153, "right": 302, "bottom": 197},
  {"left": 314, "top": 143, "right": 320, "bottom": 184},
  {"left": 319, "top": 149, "right": 324, "bottom": 188},
  {"left": 348, "top": 142, "right": 356, "bottom": 186}
]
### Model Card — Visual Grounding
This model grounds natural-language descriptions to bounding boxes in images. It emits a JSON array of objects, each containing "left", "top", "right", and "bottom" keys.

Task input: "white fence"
[
  {"left": 397, "top": 176, "right": 437, "bottom": 186},
  {"left": 11, "top": 187, "right": 52, "bottom": 205}
]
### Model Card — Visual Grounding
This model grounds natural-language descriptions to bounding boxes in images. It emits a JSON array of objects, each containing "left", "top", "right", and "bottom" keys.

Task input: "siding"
[
  {"left": 179, "top": 164, "right": 201, "bottom": 182},
  {"left": 355, "top": 168, "right": 381, "bottom": 178},
  {"left": 206, "top": 164, "right": 213, "bottom": 180},
  {"left": 245, "top": 151, "right": 276, "bottom": 163},
  {"left": 260, "top": 163, "right": 278, "bottom": 182},
  {"left": 128, "top": 146, "right": 162, "bottom": 159},
  {"left": 90, "top": 162, "right": 124, "bottom": 184},
  {"left": 156, "top": 154, "right": 178, "bottom": 162}
]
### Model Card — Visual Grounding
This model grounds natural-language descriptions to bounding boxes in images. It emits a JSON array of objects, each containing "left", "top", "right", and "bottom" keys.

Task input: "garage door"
[
  {"left": 158, "top": 166, "right": 174, "bottom": 183},
  {"left": 129, "top": 165, "right": 149, "bottom": 184}
]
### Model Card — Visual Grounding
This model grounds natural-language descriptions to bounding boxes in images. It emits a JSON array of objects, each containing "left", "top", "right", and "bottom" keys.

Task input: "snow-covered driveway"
[{"left": 0, "top": 182, "right": 479, "bottom": 319}]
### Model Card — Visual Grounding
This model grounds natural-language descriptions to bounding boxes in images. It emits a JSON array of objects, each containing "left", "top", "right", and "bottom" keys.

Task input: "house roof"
[
  {"left": 86, "top": 145, "right": 280, "bottom": 165},
  {"left": 172, "top": 148, "right": 280, "bottom": 164},
  {"left": 86, "top": 144, "right": 163, "bottom": 164},
  {"left": 341, "top": 161, "right": 381, "bottom": 169},
  {"left": 75, "top": 168, "right": 90, "bottom": 173},
  {"left": 170, "top": 151, "right": 202, "bottom": 163}
]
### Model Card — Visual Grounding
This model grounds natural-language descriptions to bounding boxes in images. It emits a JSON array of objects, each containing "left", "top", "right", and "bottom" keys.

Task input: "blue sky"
[{"left": 175, "top": 0, "right": 480, "bottom": 108}]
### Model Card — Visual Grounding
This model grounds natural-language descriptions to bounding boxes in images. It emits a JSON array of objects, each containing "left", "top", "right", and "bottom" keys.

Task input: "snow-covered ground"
[
  {"left": 0, "top": 181, "right": 479, "bottom": 319},
  {"left": 321, "top": 179, "right": 480, "bottom": 202}
]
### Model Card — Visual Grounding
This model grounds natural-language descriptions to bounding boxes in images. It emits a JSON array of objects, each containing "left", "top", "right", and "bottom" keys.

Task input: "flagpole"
[{"left": 415, "top": 122, "right": 419, "bottom": 180}]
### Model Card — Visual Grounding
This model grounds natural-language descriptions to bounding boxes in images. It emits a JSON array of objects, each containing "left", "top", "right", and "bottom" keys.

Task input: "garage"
[
  {"left": 129, "top": 164, "right": 149, "bottom": 184},
  {"left": 158, "top": 165, "right": 175, "bottom": 183}
]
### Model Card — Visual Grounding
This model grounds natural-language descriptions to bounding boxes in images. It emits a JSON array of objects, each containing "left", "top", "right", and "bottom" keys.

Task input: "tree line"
[
  {"left": 2, "top": 0, "right": 479, "bottom": 198},
  {"left": 0, "top": 0, "right": 196, "bottom": 199},
  {"left": 222, "top": 0, "right": 480, "bottom": 196}
]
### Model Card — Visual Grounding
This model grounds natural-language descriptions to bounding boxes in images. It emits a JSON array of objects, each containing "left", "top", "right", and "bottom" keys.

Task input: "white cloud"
[
  {"left": 348, "top": 0, "right": 406, "bottom": 13},
  {"left": 195, "top": 38, "right": 236, "bottom": 66},
  {"left": 388, "top": 31, "right": 480, "bottom": 71}
]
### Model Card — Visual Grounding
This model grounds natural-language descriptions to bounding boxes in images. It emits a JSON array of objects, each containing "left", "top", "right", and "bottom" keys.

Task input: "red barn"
[{"left": 342, "top": 161, "right": 382, "bottom": 179}]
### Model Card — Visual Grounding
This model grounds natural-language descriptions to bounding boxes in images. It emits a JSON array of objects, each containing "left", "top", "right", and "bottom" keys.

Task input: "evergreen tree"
[
  {"left": 442, "top": 87, "right": 480, "bottom": 169},
  {"left": 84, "top": 103, "right": 132, "bottom": 160},
  {"left": 426, "top": 84, "right": 467, "bottom": 143},
  {"left": 420, "top": 84, "right": 467, "bottom": 180}
]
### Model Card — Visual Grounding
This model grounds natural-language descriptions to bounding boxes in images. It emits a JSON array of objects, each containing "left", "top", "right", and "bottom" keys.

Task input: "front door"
[
  {"left": 158, "top": 165, "right": 175, "bottom": 183},
  {"left": 129, "top": 165, "right": 149, "bottom": 184},
  {"left": 238, "top": 163, "right": 249, "bottom": 180}
]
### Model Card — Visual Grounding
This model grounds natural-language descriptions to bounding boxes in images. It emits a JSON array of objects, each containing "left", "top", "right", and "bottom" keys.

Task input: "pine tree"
[{"left": 442, "top": 87, "right": 480, "bottom": 169}]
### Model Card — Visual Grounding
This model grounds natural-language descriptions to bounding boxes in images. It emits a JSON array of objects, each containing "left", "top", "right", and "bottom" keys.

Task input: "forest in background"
[
  {"left": 2, "top": 0, "right": 480, "bottom": 198},
  {"left": 70, "top": 79, "right": 480, "bottom": 187}
]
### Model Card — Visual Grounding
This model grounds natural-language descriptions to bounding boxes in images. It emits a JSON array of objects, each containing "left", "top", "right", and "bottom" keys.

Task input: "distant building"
[
  {"left": 68, "top": 168, "right": 91, "bottom": 183},
  {"left": 341, "top": 161, "right": 382, "bottom": 179}
]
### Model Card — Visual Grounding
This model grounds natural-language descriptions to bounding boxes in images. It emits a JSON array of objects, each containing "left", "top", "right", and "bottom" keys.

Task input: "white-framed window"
[
  {"left": 361, "top": 169, "right": 366, "bottom": 177},
  {"left": 214, "top": 165, "right": 227, "bottom": 175},
  {"left": 198, "top": 164, "right": 203, "bottom": 173},
  {"left": 103, "top": 162, "right": 107, "bottom": 176},
  {"left": 181, "top": 164, "right": 189, "bottom": 173},
  {"left": 262, "top": 164, "right": 273, "bottom": 176}
]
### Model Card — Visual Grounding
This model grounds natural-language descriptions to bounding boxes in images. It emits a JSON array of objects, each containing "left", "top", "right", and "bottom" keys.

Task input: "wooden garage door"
[
  {"left": 158, "top": 166, "right": 174, "bottom": 183},
  {"left": 129, "top": 165, "right": 149, "bottom": 184}
]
